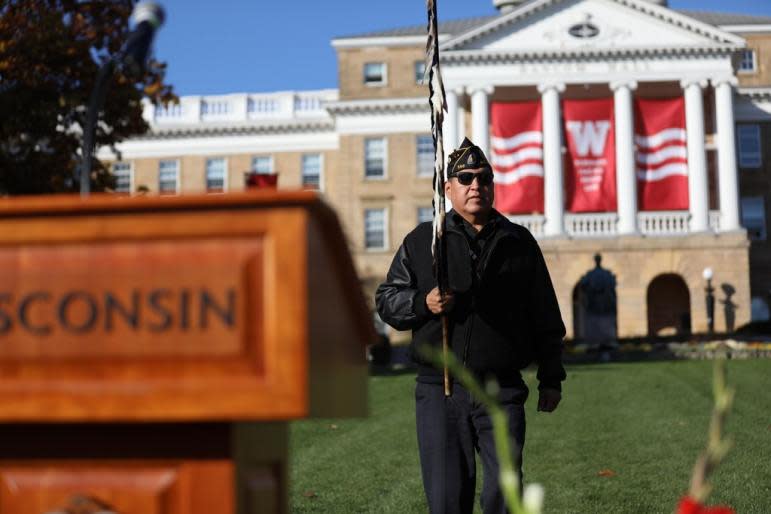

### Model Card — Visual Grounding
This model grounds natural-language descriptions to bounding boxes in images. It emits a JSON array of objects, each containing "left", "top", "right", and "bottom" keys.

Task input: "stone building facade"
[{"left": 104, "top": 0, "right": 771, "bottom": 340}]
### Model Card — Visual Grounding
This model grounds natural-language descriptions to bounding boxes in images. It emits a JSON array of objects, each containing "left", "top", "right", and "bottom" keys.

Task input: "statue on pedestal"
[{"left": 577, "top": 254, "right": 617, "bottom": 347}]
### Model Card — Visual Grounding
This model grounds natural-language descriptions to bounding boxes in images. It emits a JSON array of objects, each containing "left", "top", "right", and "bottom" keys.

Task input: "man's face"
[{"left": 444, "top": 167, "right": 494, "bottom": 218}]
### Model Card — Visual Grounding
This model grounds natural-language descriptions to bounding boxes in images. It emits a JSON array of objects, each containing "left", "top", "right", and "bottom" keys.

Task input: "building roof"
[
  {"left": 676, "top": 9, "right": 771, "bottom": 26},
  {"left": 336, "top": 8, "right": 771, "bottom": 41},
  {"left": 336, "top": 15, "right": 498, "bottom": 39}
]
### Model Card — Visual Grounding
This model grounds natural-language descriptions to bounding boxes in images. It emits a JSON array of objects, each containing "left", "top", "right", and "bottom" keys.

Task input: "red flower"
[{"left": 677, "top": 497, "right": 735, "bottom": 514}]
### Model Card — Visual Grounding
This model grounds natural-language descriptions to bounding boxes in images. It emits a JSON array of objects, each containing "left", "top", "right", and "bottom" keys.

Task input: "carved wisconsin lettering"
[{"left": 0, "top": 288, "right": 237, "bottom": 336}]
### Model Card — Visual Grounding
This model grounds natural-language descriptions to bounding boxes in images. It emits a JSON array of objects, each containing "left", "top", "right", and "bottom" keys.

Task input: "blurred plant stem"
[
  {"left": 418, "top": 345, "right": 541, "bottom": 514},
  {"left": 686, "top": 358, "right": 735, "bottom": 505}
]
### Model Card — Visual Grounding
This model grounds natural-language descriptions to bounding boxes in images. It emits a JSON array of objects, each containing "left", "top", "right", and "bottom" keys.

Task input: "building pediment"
[{"left": 442, "top": 0, "right": 744, "bottom": 55}]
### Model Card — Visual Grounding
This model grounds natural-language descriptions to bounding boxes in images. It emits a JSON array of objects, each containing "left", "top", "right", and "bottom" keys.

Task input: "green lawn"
[{"left": 290, "top": 360, "right": 771, "bottom": 513}]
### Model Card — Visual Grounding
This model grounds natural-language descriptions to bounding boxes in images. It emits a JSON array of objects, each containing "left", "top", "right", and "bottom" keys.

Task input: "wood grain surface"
[
  {"left": 0, "top": 191, "right": 373, "bottom": 422},
  {"left": 0, "top": 460, "right": 234, "bottom": 514}
]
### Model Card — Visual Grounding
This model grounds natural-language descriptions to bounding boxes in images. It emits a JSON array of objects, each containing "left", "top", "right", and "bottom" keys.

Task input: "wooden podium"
[{"left": 0, "top": 191, "right": 373, "bottom": 513}]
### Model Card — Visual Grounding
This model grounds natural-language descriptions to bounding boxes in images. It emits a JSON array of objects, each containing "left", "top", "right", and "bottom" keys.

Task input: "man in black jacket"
[{"left": 375, "top": 138, "right": 565, "bottom": 514}]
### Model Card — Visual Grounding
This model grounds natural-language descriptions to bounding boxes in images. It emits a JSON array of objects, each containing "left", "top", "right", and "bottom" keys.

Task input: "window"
[
  {"left": 751, "top": 296, "right": 770, "bottom": 322},
  {"left": 158, "top": 160, "right": 178, "bottom": 194},
  {"left": 739, "top": 49, "right": 757, "bottom": 73},
  {"left": 364, "top": 208, "right": 387, "bottom": 250},
  {"left": 302, "top": 154, "right": 322, "bottom": 190},
  {"left": 418, "top": 206, "right": 433, "bottom": 225},
  {"left": 741, "top": 196, "right": 766, "bottom": 240},
  {"left": 365, "top": 138, "right": 386, "bottom": 179},
  {"left": 363, "top": 62, "right": 386, "bottom": 86},
  {"left": 737, "top": 124, "right": 762, "bottom": 169},
  {"left": 206, "top": 158, "right": 226, "bottom": 191},
  {"left": 414, "top": 60, "right": 426, "bottom": 85},
  {"left": 112, "top": 162, "right": 132, "bottom": 193},
  {"left": 251, "top": 156, "right": 273, "bottom": 174},
  {"left": 416, "top": 135, "right": 434, "bottom": 177}
]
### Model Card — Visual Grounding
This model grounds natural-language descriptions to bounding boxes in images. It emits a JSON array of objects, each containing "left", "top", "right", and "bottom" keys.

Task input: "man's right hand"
[{"left": 425, "top": 287, "right": 454, "bottom": 314}]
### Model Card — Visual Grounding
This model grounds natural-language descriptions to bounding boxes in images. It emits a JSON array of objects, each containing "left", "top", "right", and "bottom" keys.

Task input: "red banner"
[
  {"left": 563, "top": 98, "right": 616, "bottom": 213},
  {"left": 490, "top": 101, "right": 544, "bottom": 214},
  {"left": 245, "top": 172, "right": 278, "bottom": 189},
  {"left": 635, "top": 97, "right": 688, "bottom": 211}
]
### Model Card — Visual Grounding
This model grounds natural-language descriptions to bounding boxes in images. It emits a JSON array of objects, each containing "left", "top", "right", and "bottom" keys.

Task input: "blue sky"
[{"left": 152, "top": 0, "right": 771, "bottom": 96}]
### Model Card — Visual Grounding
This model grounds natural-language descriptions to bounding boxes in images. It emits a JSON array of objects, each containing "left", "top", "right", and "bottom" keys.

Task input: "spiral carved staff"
[{"left": 425, "top": 0, "right": 451, "bottom": 396}]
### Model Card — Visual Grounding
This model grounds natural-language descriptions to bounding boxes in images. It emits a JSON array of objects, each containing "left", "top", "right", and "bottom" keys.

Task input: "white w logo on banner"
[{"left": 566, "top": 121, "right": 611, "bottom": 156}]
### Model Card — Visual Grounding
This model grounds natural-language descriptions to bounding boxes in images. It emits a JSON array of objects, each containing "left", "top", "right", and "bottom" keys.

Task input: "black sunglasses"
[{"left": 454, "top": 171, "right": 493, "bottom": 186}]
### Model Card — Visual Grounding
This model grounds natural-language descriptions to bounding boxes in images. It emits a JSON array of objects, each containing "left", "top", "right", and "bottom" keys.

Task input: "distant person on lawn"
[{"left": 375, "top": 137, "right": 566, "bottom": 514}]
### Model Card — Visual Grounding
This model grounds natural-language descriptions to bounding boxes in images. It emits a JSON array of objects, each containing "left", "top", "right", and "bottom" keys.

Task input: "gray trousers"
[{"left": 415, "top": 381, "right": 527, "bottom": 514}]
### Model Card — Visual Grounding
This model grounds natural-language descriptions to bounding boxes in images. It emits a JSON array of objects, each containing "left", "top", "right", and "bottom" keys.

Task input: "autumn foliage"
[{"left": 0, "top": 0, "right": 175, "bottom": 194}]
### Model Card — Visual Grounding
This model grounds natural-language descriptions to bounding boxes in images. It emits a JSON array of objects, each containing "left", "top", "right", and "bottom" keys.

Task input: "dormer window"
[
  {"left": 364, "top": 62, "right": 387, "bottom": 86},
  {"left": 739, "top": 49, "right": 757, "bottom": 73}
]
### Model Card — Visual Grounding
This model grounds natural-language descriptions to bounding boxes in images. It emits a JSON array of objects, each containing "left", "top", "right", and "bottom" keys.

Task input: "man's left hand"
[{"left": 537, "top": 388, "right": 561, "bottom": 413}]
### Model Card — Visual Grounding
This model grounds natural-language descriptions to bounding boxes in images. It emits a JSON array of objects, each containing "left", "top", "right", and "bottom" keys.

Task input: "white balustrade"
[
  {"left": 506, "top": 215, "right": 545, "bottom": 237},
  {"left": 565, "top": 213, "right": 618, "bottom": 237},
  {"left": 514, "top": 211, "right": 723, "bottom": 239},
  {"left": 153, "top": 103, "right": 183, "bottom": 119},
  {"left": 293, "top": 92, "right": 333, "bottom": 118},
  {"left": 709, "top": 210, "right": 721, "bottom": 233},
  {"left": 145, "top": 89, "right": 338, "bottom": 126},
  {"left": 638, "top": 211, "right": 690, "bottom": 235},
  {"left": 248, "top": 96, "right": 281, "bottom": 115},
  {"left": 201, "top": 98, "right": 231, "bottom": 121}
]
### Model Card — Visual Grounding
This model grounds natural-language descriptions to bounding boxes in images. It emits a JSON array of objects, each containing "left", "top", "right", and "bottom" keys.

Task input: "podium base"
[{"left": 0, "top": 422, "right": 288, "bottom": 514}]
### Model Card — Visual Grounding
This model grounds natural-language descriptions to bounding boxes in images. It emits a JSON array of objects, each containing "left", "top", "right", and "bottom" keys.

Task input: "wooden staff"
[{"left": 425, "top": 0, "right": 451, "bottom": 397}]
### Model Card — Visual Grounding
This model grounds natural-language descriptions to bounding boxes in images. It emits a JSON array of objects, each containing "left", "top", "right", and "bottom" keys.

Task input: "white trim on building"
[
  {"left": 441, "top": 0, "right": 745, "bottom": 51},
  {"left": 99, "top": 131, "right": 338, "bottom": 160},
  {"left": 718, "top": 25, "right": 771, "bottom": 34},
  {"left": 331, "top": 34, "right": 450, "bottom": 49}
]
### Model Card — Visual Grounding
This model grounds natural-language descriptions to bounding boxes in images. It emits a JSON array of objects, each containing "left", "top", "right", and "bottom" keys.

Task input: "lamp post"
[
  {"left": 703, "top": 267, "right": 715, "bottom": 335},
  {"left": 79, "top": 3, "right": 165, "bottom": 195}
]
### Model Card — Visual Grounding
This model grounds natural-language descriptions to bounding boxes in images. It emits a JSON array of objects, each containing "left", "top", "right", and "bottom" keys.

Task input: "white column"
[
  {"left": 681, "top": 79, "right": 710, "bottom": 233},
  {"left": 444, "top": 89, "right": 459, "bottom": 163},
  {"left": 539, "top": 83, "right": 566, "bottom": 237},
  {"left": 612, "top": 81, "right": 638, "bottom": 235},
  {"left": 713, "top": 78, "right": 741, "bottom": 232},
  {"left": 456, "top": 88, "right": 467, "bottom": 146},
  {"left": 471, "top": 86, "right": 494, "bottom": 158}
]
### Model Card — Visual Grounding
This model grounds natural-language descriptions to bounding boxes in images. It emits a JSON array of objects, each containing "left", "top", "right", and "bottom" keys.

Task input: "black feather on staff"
[{"left": 425, "top": 0, "right": 451, "bottom": 397}]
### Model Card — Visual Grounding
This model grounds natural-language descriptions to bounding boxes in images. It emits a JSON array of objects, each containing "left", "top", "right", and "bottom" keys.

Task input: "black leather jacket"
[{"left": 375, "top": 210, "right": 566, "bottom": 390}]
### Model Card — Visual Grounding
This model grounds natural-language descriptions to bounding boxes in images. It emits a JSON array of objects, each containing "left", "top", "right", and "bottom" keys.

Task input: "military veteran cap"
[{"left": 447, "top": 137, "right": 492, "bottom": 177}]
